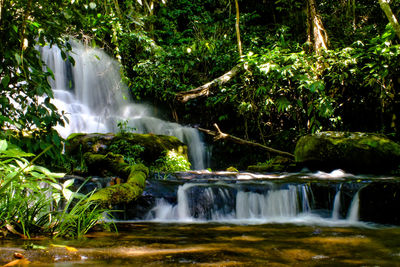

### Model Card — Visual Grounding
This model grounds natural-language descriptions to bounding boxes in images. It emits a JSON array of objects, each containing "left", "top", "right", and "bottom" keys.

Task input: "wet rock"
[
  {"left": 294, "top": 131, "right": 400, "bottom": 174},
  {"left": 359, "top": 181, "right": 400, "bottom": 225}
]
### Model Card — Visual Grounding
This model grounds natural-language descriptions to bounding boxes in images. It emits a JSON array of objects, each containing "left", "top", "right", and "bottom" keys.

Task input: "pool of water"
[{"left": 1, "top": 222, "right": 400, "bottom": 266}]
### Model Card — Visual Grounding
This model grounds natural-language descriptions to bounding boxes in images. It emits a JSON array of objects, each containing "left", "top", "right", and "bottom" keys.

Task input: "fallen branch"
[
  {"left": 175, "top": 64, "right": 243, "bottom": 103},
  {"left": 198, "top": 124, "right": 295, "bottom": 159}
]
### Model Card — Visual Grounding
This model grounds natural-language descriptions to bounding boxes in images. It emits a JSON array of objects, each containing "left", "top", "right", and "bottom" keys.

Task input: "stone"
[
  {"left": 294, "top": 131, "right": 400, "bottom": 173},
  {"left": 85, "top": 153, "right": 149, "bottom": 207},
  {"left": 65, "top": 132, "right": 188, "bottom": 167}
]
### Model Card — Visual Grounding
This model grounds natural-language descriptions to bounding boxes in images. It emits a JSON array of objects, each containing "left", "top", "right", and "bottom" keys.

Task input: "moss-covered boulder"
[
  {"left": 294, "top": 131, "right": 400, "bottom": 173},
  {"left": 85, "top": 151, "right": 149, "bottom": 207},
  {"left": 66, "top": 132, "right": 188, "bottom": 167}
]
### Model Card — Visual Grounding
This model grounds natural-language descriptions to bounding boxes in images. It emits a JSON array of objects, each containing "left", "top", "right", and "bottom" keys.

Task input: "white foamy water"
[
  {"left": 41, "top": 41, "right": 206, "bottom": 169},
  {"left": 142, "top": 182, "right": 366, "bottom": 227}
]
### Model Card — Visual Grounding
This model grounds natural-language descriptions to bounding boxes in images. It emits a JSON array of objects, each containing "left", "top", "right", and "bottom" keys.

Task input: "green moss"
[
  {"left": 294, "top": 131, "right": 400, "bottom": 173},
  {"left": 88, "top": 162, "right": 149, "bottom": 206},
  {"left": 66, "top": 132, "right": 189, "bottom": 169},
  {"left": 226, "top": 166, "right": 239, "bottom": 172},
  {"left": 248, "top": 156, "right": 294, "bottom": 172}
]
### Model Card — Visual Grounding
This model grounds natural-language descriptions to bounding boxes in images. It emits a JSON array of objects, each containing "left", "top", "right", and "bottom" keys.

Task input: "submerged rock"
[{"left": 294, "top": 131, "right": 400, "bottom": 173}]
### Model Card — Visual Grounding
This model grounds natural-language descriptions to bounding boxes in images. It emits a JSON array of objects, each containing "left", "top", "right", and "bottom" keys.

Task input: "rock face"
[{"left": 294, "top": 131, "right": 400, "bottom": 173}]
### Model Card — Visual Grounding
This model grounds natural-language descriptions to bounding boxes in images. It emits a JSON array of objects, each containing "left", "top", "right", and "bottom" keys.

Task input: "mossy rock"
[
  {"left": 84, "top": 151, "right": 149, "bottom": 207},
  {"left": 247, "top": 156, "right": 295, "bottom": 173},
  {"left": 294, "top": 131, "right": 400, "bottom": 173},
  {"left": 66, "top": 132, "right": 188, "bottom": 166}
]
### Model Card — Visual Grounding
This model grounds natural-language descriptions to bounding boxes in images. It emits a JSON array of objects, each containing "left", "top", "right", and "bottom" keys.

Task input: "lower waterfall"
[
  {"left": 137, "top": 177, "right": 365, "bottom": 226},
  {"left": 41, "top": 41, "right": 206, "bottom": 169}
]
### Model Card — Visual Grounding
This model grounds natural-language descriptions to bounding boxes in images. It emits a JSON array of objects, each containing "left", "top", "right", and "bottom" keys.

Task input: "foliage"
[
  {"left": 0, "top": 140, "right": 110, "bottom": 238},
  {"left": 124, "top": 0, "right": 237, "bottom": 102},
  {"left": 0, "top": 0, "right": 74, "bottom": 133},
  {"left": 2, "top": 0, "right": 400, "bottom": 167},
  {"left": 109, "top": 139, "right": 145, "bottom": 165},
  {"left": 152, "top": 150, "right": 191, "bottom": 173}
]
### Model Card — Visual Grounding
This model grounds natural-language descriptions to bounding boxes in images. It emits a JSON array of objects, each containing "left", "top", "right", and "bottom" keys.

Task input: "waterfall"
[
  {"left": 347, "top": 191, "right": 360, "bottom": 222},
  {"left": 236, "top": 186, "right": 300, "bottom": 219},
  {"left": 41, "top": 41, "right": 206, "bottom": 169},
  {"left": 145, "top": 183, "right": 313, "bottom": 222},
  {"left": 332, "top": 184, "right": 342, "bottom": 220}
]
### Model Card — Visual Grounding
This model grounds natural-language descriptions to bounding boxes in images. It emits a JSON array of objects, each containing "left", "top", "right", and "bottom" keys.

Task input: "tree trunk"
[
  {"left": 378, "top": 0, "right": 400, "bottom": 40},
  {"left": 0, "top": 0, "right": 4, "bottom": 25},
  {"left": 235, "top": 0, "right": 242, "bottom": 57},
  {"left": 306, "top": 0, "right": 329, "bottom": 53},
  {"left": 175, "top": 64, "right": 243, "bottom": 103}
]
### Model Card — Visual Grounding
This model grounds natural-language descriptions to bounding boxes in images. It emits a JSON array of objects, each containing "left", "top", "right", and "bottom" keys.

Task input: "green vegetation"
[
  {"left": 152, "top": 149, "right": 191, "bottom": 173},
  {"left": 0, "top": 140, "right": 109, "bottom": 238},
  {"left": 1, "top": 0, "right": 400, "bottom": 238},
  {"left": 2, "top": 0, "right": 400, "bottom": 164}
]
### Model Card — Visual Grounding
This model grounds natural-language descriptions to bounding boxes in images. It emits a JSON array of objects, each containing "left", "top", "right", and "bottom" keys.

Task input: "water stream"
[
  {"left": 118, "top": 170, "right": 367, "bottom": 227},
  {"left": 2, "top": 170, "right": 400, "bottom": 266}
]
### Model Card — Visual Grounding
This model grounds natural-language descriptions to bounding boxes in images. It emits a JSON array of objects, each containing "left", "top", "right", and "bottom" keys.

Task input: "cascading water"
[
  {"left": 347, "top": 191, "right": 360, "bottom": 222},
  {"left": 139, "top": 176, "right": 365, "bottom": 226},
  {"left": 331, "top": 184, "right": 342, "bottom": 220},
  {"left": 41, "top": 41, "right": 206, "bottom": 169}
]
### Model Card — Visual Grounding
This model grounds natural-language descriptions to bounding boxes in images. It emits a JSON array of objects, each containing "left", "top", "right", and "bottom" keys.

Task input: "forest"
[
  {"left": 2, "top": 0, "right": 400, "bottom": 165},
  {"left": 1, "top": 0, "right": 400, "bottom": 264}
]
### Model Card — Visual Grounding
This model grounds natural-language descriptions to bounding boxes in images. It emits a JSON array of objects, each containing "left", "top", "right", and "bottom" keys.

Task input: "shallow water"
[{"left": 1, "top": 222, "right": 400, "bottom": 266}]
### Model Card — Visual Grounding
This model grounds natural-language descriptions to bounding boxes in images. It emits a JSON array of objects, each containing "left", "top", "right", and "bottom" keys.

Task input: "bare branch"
[{"left": 198, "top": 124, "right": 295, "bottom": 159}]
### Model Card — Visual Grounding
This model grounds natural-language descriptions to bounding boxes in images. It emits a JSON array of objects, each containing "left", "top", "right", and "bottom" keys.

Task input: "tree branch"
[
  {"left": 175, "top": 64, "right": 243, "bottom": 103},
  {"left": 198, "top": 124, "right": 295, "bottom": 159}
]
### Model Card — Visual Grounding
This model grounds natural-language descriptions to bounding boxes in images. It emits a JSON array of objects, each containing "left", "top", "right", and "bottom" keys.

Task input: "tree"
[
  {"left": 378, "top": 0, "right": 400, "bottom": 40},
  {"left": 235, "top": 0, "right": 242, "bottom": 57},
  {"left": 0, "top": 0, "right": 75, "bottom": 133},
  {"left": 306, "top": 0, "right": 329, "bottom": 53}
]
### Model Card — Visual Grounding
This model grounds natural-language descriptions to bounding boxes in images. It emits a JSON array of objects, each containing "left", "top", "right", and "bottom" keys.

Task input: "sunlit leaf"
[
  {"left": 0, "top": 140, "right": 8, "bottom": 152},
  {"left": 62, "top": 188, "right": 74, "bottom": 201},
  {"left": 63, "top": 179, "right": 75, "bottom": 189}
]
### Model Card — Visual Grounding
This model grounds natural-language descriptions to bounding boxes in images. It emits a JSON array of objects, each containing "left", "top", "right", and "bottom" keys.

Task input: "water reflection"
[{"left": 1, "top": 223, "right": 400, "bottom": 266}]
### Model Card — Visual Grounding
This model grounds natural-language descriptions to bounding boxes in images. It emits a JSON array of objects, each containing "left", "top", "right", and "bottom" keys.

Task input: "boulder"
[
  {"left": 65, "top": 132, "right": 188, "bottom": 167},
  {"left": 85, "top": 153, "right": 149, "bottom": 207},
  {"left": 294, "top": 131, "right": 400, "bottom": 173}
]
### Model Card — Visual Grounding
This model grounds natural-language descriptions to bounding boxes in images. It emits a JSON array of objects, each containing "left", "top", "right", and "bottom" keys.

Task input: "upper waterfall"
[{"left": 41, "top": 40, "right": 206, "bottom": 169}]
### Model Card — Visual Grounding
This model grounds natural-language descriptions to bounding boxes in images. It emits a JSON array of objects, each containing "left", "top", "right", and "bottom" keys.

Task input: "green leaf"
[
  {"left": 15, "top": 53, "right": 22, "bottom": 65},
  {"left": 63, "top": 179, "right": 75, "bottom": 189},
  {"left": 62, "top": 188, "right": 74, "bottom": 201},
  {"left": 1, "top": 75, "right": 10, "bottom": 88},
  {"left": 0, "top": 140, "right": 8, "bottom": 152},
  {"left": 0, "top": 148, "right": 35, "bottom": 158}
]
